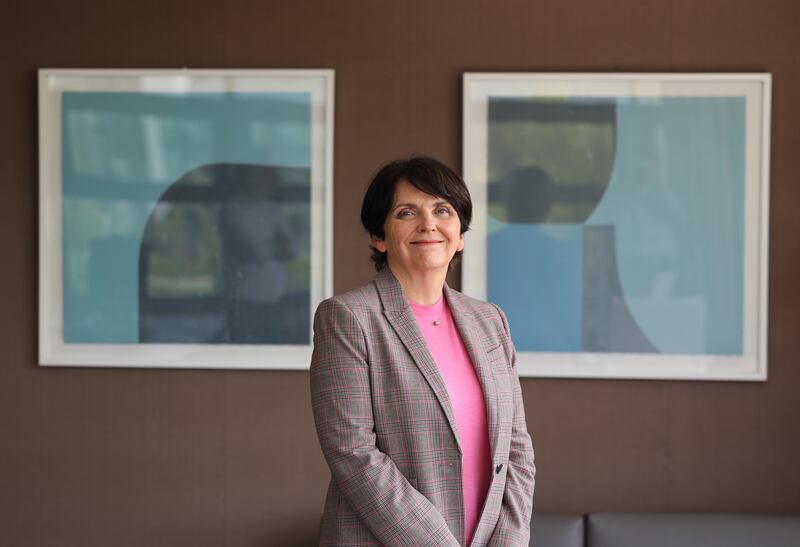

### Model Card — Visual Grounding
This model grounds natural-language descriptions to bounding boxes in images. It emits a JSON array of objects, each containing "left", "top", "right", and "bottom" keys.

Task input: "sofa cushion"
[
  {"left": 530, "top": 512, "right": 585, "bottom": 547},
  {"left": 587, "top": 512, "right": 800, "bottom": 547}
]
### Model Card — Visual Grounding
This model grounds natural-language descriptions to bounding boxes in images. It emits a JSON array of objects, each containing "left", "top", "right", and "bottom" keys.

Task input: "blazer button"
[{"left": 495, "top": 464, "right": 503, "bottom": 474}]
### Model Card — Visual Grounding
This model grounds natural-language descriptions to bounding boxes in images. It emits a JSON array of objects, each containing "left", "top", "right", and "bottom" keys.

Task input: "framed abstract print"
[
  {"left": 39, "top": 69, "right": 334, "bottom": 369},
  {"left": 463, "top": 73, "right": 770, "bottom": 380}
]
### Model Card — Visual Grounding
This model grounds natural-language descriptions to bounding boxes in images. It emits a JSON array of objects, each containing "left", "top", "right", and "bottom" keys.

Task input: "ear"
[
  {"left": 457, "top": 233, "right": 465, "bottom": 252},
  {"left": 372, "top": 234, "right": 387, "bottom": 253}
]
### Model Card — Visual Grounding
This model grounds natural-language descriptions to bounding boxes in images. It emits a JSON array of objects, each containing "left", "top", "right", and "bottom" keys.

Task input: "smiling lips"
[{"left": 410, "top": 240, "right": 443, "bottom": 245}]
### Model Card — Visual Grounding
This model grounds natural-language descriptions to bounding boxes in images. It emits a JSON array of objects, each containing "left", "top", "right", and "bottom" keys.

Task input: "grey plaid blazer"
[{"left": 310, "top": 268, "right": 535, "bottom": 546}]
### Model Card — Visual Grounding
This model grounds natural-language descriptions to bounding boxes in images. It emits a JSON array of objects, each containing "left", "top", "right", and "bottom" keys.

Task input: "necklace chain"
[{"left": 410, "top": 298, "right": 444, "bottom": 327}]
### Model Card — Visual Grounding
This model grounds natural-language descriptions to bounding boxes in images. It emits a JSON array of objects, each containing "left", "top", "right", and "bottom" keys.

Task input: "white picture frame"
[
  {"left": 39, "top": 68, "right": 334, "bottom": 369},
  {"left": 463, "top": 72, "right": 770, "bottom": 381}
]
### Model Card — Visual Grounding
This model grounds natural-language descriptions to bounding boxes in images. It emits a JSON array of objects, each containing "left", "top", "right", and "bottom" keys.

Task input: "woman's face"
[{"left": 372, "top": 180, "right": 464, "bottom": 277}]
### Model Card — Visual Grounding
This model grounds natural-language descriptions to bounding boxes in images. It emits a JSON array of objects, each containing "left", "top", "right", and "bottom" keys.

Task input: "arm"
[
  {"left": 488, "top": 304, "right": 536, "bottom": 546},
  {"left": 310, "top": 297, "right": 460, "bottom": 546}
]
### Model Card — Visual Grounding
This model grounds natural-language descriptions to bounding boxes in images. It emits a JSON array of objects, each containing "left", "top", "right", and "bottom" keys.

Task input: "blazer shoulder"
[
  {"left": 317, "top": 279, "right": 382, "bottom": 316},
  {"left": 446, "top": 288, "right": 514, "bottom": 355},
  {"left": 447, "top": 287, "right": 504, "bottom": 322}
]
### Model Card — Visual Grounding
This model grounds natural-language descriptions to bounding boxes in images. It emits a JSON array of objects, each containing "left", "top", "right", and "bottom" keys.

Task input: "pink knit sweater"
[{"left": 410, "top": 294, "right": 492, "bottom": 544}]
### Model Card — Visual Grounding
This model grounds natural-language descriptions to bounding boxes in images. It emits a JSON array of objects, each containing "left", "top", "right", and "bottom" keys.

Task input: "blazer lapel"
[
  {"left": 444, "top": 284, "right": 501, "bottom": 460},
  {"left": 374, "top": 269, "right": 463, "bottom": 453}
]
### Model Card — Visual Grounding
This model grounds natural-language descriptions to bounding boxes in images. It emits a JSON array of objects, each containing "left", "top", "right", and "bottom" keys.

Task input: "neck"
[{"left": 386, "top": 262, "right": 446, "bottom": 305}]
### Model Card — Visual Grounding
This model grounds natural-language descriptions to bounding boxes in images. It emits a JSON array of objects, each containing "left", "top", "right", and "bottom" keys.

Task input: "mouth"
[{"left": 410, "top": 240, "right": 444, "bottom": 245}]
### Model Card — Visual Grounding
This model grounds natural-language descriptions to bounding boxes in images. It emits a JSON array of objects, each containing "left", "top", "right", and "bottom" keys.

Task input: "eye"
[
  {"left": 396, "top": 209, "right": 415, "bottom": 218},
  {"left": 435, "top": 206, "right": 452, "bottom": 215}
]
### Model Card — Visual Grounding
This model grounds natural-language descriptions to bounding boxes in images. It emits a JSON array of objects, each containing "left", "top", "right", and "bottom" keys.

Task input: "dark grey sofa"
[
  {"left": 531, "top": 512, "right": 800, "bottom": 547},
  {"left": 530, "top": 513, "right": 584, "bottom": 547}
]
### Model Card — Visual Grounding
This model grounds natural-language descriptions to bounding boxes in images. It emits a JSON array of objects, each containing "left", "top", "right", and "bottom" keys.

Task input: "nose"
[{"left": 417, "top": 210, "right": 437, "bottom": 232}]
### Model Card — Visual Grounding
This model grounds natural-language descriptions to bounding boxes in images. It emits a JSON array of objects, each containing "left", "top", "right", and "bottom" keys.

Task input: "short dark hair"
[{"left": 360, "top": 156, "right": 473, "bottom": 271}]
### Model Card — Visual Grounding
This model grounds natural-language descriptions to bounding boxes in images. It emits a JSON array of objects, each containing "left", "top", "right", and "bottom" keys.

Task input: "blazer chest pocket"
[{"left": 485, "top": 344, "right": 514, "bottom": 406}]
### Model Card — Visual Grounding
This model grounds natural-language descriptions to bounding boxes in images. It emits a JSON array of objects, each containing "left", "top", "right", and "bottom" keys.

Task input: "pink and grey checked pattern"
[{"left": 310, "top": 268, "right": 535, "bottom": 546}]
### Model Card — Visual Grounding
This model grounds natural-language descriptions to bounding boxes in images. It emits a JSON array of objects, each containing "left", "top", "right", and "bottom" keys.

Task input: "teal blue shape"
[
  {"left": 587, "top": 97, "right": 745, "bottom": 354},
  {"left": 488, "top": 223, "right": 583, "bottom": 352},
  {"left": 61, "top": 92, "right": 312, "bottom": 343}
]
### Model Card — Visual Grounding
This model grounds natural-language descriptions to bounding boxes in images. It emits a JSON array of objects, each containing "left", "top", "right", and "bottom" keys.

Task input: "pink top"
[{"left": 410, "top": 294, "right": 492, "bottom": 545}]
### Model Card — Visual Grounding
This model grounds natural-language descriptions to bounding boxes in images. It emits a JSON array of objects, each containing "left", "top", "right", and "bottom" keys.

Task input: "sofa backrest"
[
  {"left": 530, "top": 512, "right": 585, "bottom": 547},
  {"left": 587, "top": 512, "right": 800, "bottom": 547}
]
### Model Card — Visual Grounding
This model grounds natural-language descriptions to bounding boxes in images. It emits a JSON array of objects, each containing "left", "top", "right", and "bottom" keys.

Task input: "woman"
[{"left": 310, "top": 157, "right": 535, "bottom": 546}]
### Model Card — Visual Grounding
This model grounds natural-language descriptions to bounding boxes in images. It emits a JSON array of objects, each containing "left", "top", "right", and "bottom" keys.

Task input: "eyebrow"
[{"left": 391, "top": 201, "right": 451, "bottom": 211}]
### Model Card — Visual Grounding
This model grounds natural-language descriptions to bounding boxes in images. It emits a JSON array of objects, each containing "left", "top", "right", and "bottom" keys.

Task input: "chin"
[{"left": 412, "top": 259, "right": 450, "bottom": 272}]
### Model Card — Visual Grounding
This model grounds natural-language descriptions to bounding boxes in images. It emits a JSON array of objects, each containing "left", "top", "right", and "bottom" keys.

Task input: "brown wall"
[{"left": 2, "top": 0, "right": 799, "bottom": 545}]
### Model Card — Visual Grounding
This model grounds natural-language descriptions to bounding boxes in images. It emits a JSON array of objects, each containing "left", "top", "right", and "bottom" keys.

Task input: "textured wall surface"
[{"left": 1, "top": 1, "right": 799, "bottom": 545}]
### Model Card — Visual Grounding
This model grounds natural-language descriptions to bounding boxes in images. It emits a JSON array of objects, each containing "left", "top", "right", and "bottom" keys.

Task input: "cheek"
[
  {"left": 449, "top": 222, "right": 464, "bottom": 250},
  {"left": 376, "top": 223, "right": 403, "bottom": 253}
]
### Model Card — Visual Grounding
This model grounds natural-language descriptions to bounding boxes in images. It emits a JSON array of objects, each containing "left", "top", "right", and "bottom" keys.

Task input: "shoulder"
[
  {"left": 335, "top": 280, "right": 381, "bottom": 308},
  {"left": 311, "top": 279, "right": 387, "bottom": 362},
  {"left": 314, "top": 278, "right": 383, "bottom": 325},
  {"left": 448, "top": 289, "right": 516, "bottom": 365},
  {"left": 319, "top": 279, "right": 380, "bottom": 310},
  {"left": 446, "top": 287, "right": 506, "bottom": 326}
]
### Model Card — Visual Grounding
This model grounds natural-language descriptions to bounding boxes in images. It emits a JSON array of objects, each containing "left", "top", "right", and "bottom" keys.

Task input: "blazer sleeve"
[
  {"left": 488, "top": 304, "right": 536, "bottom": 546},
  {"left": 310, "top": 297, "right": 461, "bottom": 546}
]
